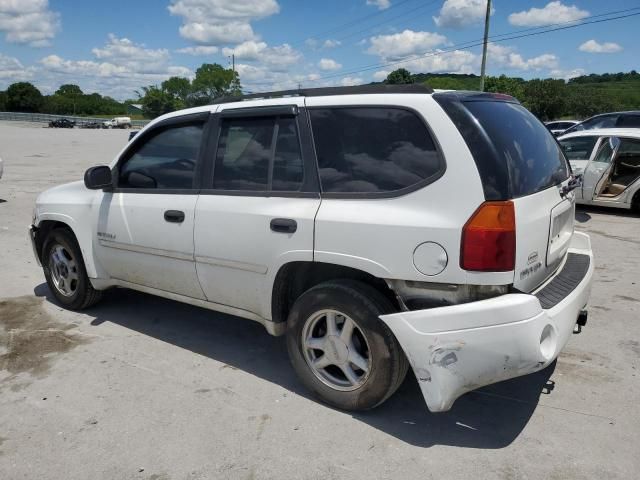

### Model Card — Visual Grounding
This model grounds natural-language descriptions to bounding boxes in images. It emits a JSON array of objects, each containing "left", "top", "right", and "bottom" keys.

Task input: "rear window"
[
  {"left": 463, "top": 101, "right": 569, "bottom": 198},
  {"left": 309, "top": 107, "right": 443, "bottom": 194}
]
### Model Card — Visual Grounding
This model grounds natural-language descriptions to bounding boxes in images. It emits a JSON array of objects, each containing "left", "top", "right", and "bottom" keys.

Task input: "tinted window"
[
  {"left": 214, "top": 116, "right": 303, "bottom": 191},
  {"left": 559, "top": 136, "right": 598, "bottom": 160},
  {"left": 576, "top": 114, "right": 618, "bottom": 131},
  {"left": 593, "top": 139, "right": 614, "bottom": 164},
  {"left": 464, "top": 101, "right": 569, "bottom": 197},
  {"left": 119, "top": 123, "right": 203, "bottom": 189},
  {"left": 309, "top": 107, "right": 443, "bottom": 193},
  {"left": 616, "top": 115, "right": 640, "bottom": 128}
]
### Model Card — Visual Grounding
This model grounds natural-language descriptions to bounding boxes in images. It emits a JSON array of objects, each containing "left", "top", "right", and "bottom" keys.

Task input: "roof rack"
[{"left": 213, "top": 83, "right": 434, "bottom": 104}]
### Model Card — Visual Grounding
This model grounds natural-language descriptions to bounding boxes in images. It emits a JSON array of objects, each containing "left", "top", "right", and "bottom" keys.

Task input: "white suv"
[{"left": 29, "top": 85, "right": 594, "bottom": 412}]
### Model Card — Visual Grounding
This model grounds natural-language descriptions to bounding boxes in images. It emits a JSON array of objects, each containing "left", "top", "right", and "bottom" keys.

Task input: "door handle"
[
  {"left": 164, "top": 210, "right": 185, "bottom": 223},
  {"left": 270, "top": 218, "right": 297, "bottom": 233}
]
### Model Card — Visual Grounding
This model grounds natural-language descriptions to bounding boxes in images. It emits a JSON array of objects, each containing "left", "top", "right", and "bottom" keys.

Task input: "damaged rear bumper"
[{"left": 380, "top": 232, "right": 594, "bottom": 412}]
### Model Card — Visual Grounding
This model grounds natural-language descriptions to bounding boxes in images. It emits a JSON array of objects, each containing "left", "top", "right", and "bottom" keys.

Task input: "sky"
[{"left": 0, "top": 0, "right": 638, "bottom": 100}]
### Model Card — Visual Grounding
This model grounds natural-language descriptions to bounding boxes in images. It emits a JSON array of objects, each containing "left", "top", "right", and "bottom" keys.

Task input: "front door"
[
  {"left": 95, "top": 113, "right": 209, "bottom": 298},
  {"left": 194, "top": 104, "right": 321, "bottom": 318}
]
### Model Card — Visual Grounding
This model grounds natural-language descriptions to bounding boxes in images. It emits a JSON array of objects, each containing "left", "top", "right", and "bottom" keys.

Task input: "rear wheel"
[
  {"left": 632, "top": 191, "right": 640, "bottom": 213},
  {"left": 42, "top": 228, "right": 102, "bottom": 310},
  {"left": 286, "top": 280, "right": 408, "bottom": 410}
]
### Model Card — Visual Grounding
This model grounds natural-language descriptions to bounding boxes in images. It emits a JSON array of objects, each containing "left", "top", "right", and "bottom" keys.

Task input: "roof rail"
[{"left": 213, "top": 83, "right": 434, "bottom": 104}]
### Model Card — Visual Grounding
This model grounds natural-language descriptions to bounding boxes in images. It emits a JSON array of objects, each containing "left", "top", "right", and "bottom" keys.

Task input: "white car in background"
[
  {"left": 0, "top": 157, "right": 3, "bottom": 179},
  {"left": 545, "top": 120, "right": 579, "bottom": 137},
  {"left": 559, "top": 128, "right": 640, "bottom": 211},
  {"left": 29, "top": 85, "right": 594, "bottom": 413}
]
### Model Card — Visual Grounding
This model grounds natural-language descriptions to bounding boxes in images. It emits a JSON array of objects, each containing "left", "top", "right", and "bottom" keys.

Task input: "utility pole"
[
  {"left": 231, "top": 54, "right": 235, "bottom": 75},
  {"left": 479, "top": 0, "right": 492, "bottom": 92}
]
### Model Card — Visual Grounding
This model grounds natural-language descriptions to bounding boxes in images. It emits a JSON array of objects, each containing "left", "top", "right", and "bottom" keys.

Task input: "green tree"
[
  {"left": 138, "top": 86, "right": 177, "bottom": 118},
  {"left": 161, "top": 76, "right": 191, "bottom": 108},
  {"left": 386, "top": 68, "right": 413, "bottom": 85},
  {"left": 6, "top": 82, "right": 44, "bottom": 112},
  {"left": 190, "top": 63, "right": 241, "bottom": 105},
  {"left": 521, "top": 79, "right": 566, "bottom": 120},
  {"left": 0, "top": 91, "right": 7, "bottom": 111},
  {"left": 484, "top": 75, "right": 526, "bottom": 102},
  {"left": 55, "top": 84, "right": 83, "bottom": 97}
]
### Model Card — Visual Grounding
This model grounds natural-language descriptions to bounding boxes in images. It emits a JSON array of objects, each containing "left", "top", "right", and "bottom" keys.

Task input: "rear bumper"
[{"left": 380, "top": 232, "right": 594, "bottom": 412}]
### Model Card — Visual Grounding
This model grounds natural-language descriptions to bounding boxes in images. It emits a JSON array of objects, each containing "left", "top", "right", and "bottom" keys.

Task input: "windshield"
[{"left": 464, "top": 101, "right": 570, "bottom": 198}]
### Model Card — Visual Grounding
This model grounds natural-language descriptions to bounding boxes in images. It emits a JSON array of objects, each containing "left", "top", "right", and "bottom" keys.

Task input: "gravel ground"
[{"left": 0, "top": 121, "right": 639, "bottom": 480}]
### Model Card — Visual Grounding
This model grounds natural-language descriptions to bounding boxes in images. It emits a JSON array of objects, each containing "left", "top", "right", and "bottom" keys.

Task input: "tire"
[
  {"left": 42, "top": 228, "right": 102, "bottom": 310},
  {"left": 286, "top": 280, "right": 408, "bottom": 411},
  {"left": 632, "top": 191, "right": 640, "bottom": 214}
]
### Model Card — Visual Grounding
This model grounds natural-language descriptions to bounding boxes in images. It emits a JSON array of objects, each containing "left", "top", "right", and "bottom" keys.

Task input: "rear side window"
[
  {"left": 213, "top": 116, "right": 303, "bottom": 192},
  {"left": 616, "top": 115, "right": 640, "bottom": 128},
  {"left": 559, "top": 136, "right": 598, "bottom": 160},
  {"left": 309, "top": 107, "right": 443, "bottom": 194},
  {"left": 463, "top": 101, "right": 569, "bottom": 198}
]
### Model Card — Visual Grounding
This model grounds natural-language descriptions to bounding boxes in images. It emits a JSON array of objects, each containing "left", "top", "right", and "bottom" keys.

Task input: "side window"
[
  {"left": 213, "top": 115, "right": 303, "bottom": 192},
  {"left": 593, "top": 138, "right": 615, "bottom": 164},
  {"left": 119, "top": 123, "right": 203, "bottom": 189},
  {"left": 616, "top": 115, "right": 640, "bottom": 128},
  {"left": 308, "top": 107, "right": 443, "bottom": 194},
  {"left": 559, "top": 136, "right": 598, "bottom": 160}
]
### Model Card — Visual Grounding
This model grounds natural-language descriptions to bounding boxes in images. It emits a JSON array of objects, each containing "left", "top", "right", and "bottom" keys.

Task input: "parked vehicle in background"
[
  {"left": 563, "top": 111, "right": 640, "bottom": 135},
  {"left": 559, "top": 128, "right": 640, "bottom": 211},
  {"left": 29, "top": 84, "right": 594, "bottom": 413},
  {"left": 102, "top": 117, "right": 132, "bottom": 129},
  {"left": 0, "top": 157, "right": 3, "bottom": 180},
  {"left": 49, "top": 118, "right": 76, "bottom": 128},
  {"left": 545, "top": 120, "right": 578, "bottom": 136},
  {"left": 81, "top": 121, "right": 103, "bottom": 129}
]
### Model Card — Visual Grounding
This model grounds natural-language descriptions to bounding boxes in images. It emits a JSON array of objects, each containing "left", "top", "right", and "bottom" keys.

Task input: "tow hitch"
[{"left": 573, "top": 310, "right": 588, "bottom": 334}]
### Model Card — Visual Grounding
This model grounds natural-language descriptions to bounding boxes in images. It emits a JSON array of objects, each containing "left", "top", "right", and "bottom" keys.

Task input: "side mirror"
[{"left": 84, "top": 166, "right": 113, "bottom": 190}]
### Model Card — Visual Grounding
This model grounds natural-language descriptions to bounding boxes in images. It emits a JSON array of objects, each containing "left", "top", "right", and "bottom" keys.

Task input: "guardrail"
[{"left": 0, "top": 111, "right": 149, "bottom": 128}]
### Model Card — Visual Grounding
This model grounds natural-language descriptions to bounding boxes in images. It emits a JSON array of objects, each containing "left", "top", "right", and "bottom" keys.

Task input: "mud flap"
[{"left": 380, "top": 294, "right": 553, "bottom": 412}]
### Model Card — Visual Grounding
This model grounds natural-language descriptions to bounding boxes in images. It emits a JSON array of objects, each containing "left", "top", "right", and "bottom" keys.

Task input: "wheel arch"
[{"left": 270, "top": 261, "right": 400, "bottom": 329}]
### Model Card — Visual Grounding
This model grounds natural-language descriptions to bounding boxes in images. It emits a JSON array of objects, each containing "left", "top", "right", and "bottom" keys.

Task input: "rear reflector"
[{"left": 461, "top": 201, "right": 516, "bottom": 271}]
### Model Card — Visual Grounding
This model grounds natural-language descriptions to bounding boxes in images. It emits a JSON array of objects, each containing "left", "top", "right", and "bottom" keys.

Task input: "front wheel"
[
  {"left": 42, "top": 228, "right": 102, "bottom": 310},
  {"left": 286, "top": 280, "right": 408, "bottom": 411}
]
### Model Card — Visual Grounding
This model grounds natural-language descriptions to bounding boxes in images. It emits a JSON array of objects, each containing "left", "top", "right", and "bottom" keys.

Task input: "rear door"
[{"left": 194, "top": 103, "right": 321, "bottom": 318}]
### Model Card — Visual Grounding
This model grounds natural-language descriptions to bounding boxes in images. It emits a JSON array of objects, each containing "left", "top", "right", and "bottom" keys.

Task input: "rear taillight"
[{"left": 461, "top": 201, "right": 515, "bottom": 272}]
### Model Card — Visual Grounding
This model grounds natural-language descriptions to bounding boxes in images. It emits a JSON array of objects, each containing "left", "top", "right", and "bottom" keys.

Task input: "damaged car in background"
[
  {"left": 559, "top": 128, "right": 640, "bottom": 212},
  {"left": 28, "top": 84, "right": 594, "bottom": 413}
]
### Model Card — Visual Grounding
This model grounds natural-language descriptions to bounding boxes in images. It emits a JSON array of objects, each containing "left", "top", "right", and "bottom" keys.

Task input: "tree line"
[
  {"left": 0, "top": 62, "right": 240, "bottom": 119},
  {"left": 385, "top": 68, "right": 640, "bottom": 121},
  {"left": 2, "top": 63, "right": 638, "bottom": 121}
]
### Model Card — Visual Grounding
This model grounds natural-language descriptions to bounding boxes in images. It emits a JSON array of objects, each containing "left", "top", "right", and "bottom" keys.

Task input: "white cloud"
[
  {"left": 488, "top": 44, "right": 559, "bottom": 70},
  {"left": 0, "top": 53, "right": 35, "bottom": 80},
  {"left": 366, "top": 0, "right": 390, "bottom": 10},
  {"left": 32, "top": 35, "right": 194, "bottom": 99},
  {"left": 318, "top": 58, "right": 342, "bottom": 71},
  {"left": 0, "top": 0, "right": 60, "bottom": 46},
  {"left": 398, "top": 49, "right": 478, "bottom": 75},
  {"left": 340, "top": 76, "right": 364, "bottom": 86},
  {"left": 367, "top": 30, "right": 447, "bottom": 60},
  {"left": 578, "top": 39, "right": 622, "bottom": 54},
  {"left": 168, "top": 0, "right": 279, "bottom": 45},
  {"left": 323, "top": 39, "right": 341, "bottom": 49},
  {"left": 222, "top": 40, "right": 302, "bottom": 71},
  {"left": 550, "top": 68, "right": 586, "bottom": 80},
  {"left": 92, "top": 34, "right": 170, "bottom": 74},
  {"left": 433, "top": 0, "right": 493, "bottom": 29},
  {"left": 372, "top": 70, "right": 390, "bottom": 81},
  {"left": 176, "top": 45, "right": 219, "bottom": 56},
  {"left": 508, "top": 2, "right": 589, "bottom": 27}
]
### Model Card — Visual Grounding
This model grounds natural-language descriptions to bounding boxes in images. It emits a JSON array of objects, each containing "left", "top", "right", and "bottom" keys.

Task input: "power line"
[{"left": 310, "top": 8, "right": 640, "bottom": 83}]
